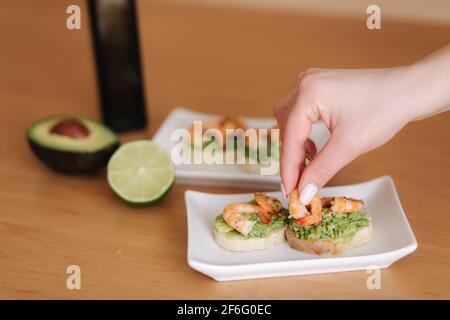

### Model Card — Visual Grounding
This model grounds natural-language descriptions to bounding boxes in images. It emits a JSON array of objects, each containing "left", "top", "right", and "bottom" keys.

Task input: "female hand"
[{"left": 274, "top": 44, "right": 450, "bottom": 204}]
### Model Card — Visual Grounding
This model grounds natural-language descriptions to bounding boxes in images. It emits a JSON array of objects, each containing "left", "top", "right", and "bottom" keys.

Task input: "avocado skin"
[{"left": 28, "top": 139, "right": 119, "bottom": 174}]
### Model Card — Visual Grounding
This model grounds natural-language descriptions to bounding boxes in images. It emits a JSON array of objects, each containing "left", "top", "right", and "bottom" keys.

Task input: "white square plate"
[
  {"left": 152, "top": 107, "right": 330, "bottom": 189},
  {"left": 185, "top": 176, "right": 417, "bottom": 281}
]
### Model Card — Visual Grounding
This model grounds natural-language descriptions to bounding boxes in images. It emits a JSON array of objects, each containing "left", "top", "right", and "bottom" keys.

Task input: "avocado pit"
[{"left": 50, "top": 118, "right": 90, "bottom": 139}]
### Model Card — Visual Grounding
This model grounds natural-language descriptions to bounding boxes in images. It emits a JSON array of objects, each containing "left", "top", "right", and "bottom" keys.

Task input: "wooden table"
[{"left": 0, "top": 0, "right": 449, "bottom": 299}]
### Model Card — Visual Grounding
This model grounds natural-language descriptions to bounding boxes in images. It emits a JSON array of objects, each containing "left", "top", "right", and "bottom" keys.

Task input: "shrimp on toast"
[
  {"left": 254, "top": 192, "right": 282, "bottom": 216},
  {"left": 331, "top": 197, "right": 364, "bottom": 213},
  {"left": 294, "top": 194, "right": 323, "bottom": 226},
  {"left": 288, "top": 189, "right": 309, "bottom": 219},
  {"left": 222, "top": 202, "right": 261, "bottom": 235}
]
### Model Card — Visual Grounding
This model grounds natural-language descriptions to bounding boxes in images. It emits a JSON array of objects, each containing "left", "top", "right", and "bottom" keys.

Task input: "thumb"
[{"left": 297, "top": 131, "right": 357, "bottom": 204}]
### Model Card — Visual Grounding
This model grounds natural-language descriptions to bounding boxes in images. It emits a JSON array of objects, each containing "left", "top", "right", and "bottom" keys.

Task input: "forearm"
[{"left": 409, "top": 44, "right": 450, "bottom": 121}]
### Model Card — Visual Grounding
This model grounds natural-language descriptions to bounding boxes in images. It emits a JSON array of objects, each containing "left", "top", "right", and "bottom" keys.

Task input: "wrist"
[{"left": 408, "top": 47, "right": 450, "bottom": 121}]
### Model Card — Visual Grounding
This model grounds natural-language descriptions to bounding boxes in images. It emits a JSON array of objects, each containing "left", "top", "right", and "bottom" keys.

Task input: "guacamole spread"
[
  {"left": 215, "top": 211, "right": 286, "bottom": 238},
  {"left": 289, "top": 208, "right": 370, "bottom": 241}
]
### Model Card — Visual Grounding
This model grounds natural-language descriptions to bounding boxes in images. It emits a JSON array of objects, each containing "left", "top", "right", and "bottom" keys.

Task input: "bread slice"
[
  {"left": 214, "top": 226, "right": 286, "bottom": 252},
  {"left": 285, "top": 221, "right": 372, "bottom": 255}
]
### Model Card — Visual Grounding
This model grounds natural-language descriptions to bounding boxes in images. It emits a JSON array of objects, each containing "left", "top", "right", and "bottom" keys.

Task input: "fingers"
[
  {"left": 297, "top": 131, "right": 357, "bottom": 204},
  {"left": 304, "top": 138, "right": 317, "bottom": 161},
  {"left": 275, "top": 71, "right": 318, "bottom": 198},
  {"left": 274, "top": 89, "right": 296, "bottom": 116},
  {"left": 274, "top": 89, "right": 298, "bottom": 140},
  {"left": 294, "top": 138, "right": 317, "bottom": 188},
  {"left": 280, "top": 102, "right": 312, "bottom": 196},
  {"left": 273, "top": 72, "right": 309, "bottom": 139}
]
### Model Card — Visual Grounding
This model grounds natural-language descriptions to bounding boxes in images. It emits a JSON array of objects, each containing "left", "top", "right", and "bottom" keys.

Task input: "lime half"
[{"left": 107, "top": 140, "right": 175, "bottom": 205}]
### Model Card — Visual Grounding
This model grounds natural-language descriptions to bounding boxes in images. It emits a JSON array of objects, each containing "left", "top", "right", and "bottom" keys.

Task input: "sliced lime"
[{"left": 107, "top": 140, "right": 175, "bottom": 205}]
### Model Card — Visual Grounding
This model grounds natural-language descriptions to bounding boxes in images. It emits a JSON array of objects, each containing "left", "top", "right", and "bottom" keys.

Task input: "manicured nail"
[
  {"left": 299, "top": 183, "right": 318, "bottom": 205},
  {"left": 280, "top": 182, "right": 287, "bottom": 199}
]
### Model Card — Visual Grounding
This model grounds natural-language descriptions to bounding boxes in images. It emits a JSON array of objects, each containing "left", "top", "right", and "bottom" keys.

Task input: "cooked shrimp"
[
  {"left": 331, "top": 197, "right": 364, "bottom": 213},
  {"left": 254, "top": 192, "right": 282, "bottom": 216},
  {"left": 218, "top": 116, "right": 246, "bottom": 145},
  {"left": 296, "top": 213, "right": 323, "bottom": 226},
  {"left": 189, "top": 116, "right": 246, "bottom": 149},
  {"left": 219, "top": 116, "right": 246, "bottom": 132},
  {"left": 288, "top": 189, "right": 309, "bottom": 219},
  {"left": 288, "top": 188, "right": 324, "bottom": 226},
  {"left": 320, "top": 197, "right": 334, "bottom": 207},
  {"left": 296, "top": 194, "right": 323, "bottom": 226},
  {"left": 188, "top": 119, "right": 222, "bottom": 144},
  {"left": 222, "top": 202, "right": 260, "bottom": 235},
  {"left": 188, "top": 117, "right": 244, "bottom": 134},
  {"left": 310, "top": 195, "right": 323, "bottom": 217}
]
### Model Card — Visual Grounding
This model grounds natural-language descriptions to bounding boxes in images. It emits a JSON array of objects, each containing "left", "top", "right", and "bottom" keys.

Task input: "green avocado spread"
[
  {"left": 215, "top": 208, "right": 287, "bottom": 238},
  {"left": 289, "top": 208, "right": 370, "bottom": 241}
]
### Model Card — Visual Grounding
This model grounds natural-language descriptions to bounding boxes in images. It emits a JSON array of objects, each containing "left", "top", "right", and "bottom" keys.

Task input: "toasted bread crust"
[{"left": 285, "top": 222, "right": 372, "bottom": 255}]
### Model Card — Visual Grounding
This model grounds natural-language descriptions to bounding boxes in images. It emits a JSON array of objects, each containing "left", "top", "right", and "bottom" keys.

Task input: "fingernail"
[
  {"left": 280, "top": 182, "right": 287, "bottom": 199},
  {"left": 299, "top": 183, "right": 318, "bottom": 205}
]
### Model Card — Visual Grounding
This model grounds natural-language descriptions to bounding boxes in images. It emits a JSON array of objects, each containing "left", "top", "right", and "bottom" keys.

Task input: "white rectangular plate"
[
  {"left": 152, "top": 107, "right": 329, "bottom": 189},
  {"left": 185, "top": 176, "right": 417, "bottom": 281}
]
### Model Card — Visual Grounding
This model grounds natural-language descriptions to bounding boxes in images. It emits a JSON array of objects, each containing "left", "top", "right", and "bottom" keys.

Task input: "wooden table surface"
[{"left": 0, "top": 0, "right": 449, "bottom": 299}]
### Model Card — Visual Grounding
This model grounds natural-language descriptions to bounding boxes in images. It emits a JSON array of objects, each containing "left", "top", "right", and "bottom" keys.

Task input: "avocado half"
[{"left": 28, "top": 115, "right": 119, "bottom": 174}]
